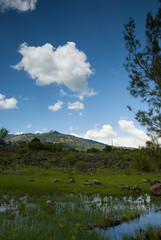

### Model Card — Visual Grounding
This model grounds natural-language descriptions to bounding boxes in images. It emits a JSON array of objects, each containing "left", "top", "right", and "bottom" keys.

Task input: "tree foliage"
[
  {"left": 0, "top": 127, "right": 9, "bottom": 145},
  {"left": 123, "top": 3, "right": 161, "bottom": 137}
]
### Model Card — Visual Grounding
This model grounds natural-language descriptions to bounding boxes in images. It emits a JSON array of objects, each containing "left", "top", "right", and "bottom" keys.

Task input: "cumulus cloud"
[
  {"left": 60, "top": 89, "right": 67, "bottom": 96},
  {"left": 0, "top": 0, "right": 37, "bottom": 12},
  {"left": 71, "top": 120, "right": 150, "bottom": 148},
  {"left": 34, "top": 130, "right": 42, "bottom": 134},
  {"left": 68, "top": 101, "right": 84, "bottom": 110},
  {"left": 27, "top": 124, "right": 32, "bottom": 129},
  {"left": 12, "top": 42, "right": 95, "bottom": 97},
  {"left": 84, "top": 124, "right": 117, "bottom": 139},
  {"left": 16, "top": 132, "right": 24, "bottom": 135},
  {"left": 118, "top": 120, "right": 148, "bottom": 140},
  {"left": 0, "top": 94, "right": 18, "bottom": 110},
  {"left": 48, "top": 100, "right": 64, "bottom": 112}
]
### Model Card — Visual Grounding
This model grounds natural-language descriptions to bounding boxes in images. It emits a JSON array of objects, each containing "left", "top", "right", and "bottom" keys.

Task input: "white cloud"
[
  {"left": 79, "top": 112, "right": 83, "bottom": 116},
  {"left": 16, "top": 132, "right": 24, "bottom": 135},
  {"left": 48, "top": 100, "right": 64, "bottom": 112},
  {"left": 0, "top": 0, "right": 37, "bottom": 12},
  {"left": 0, "top": 94, "right": 18, "bottom": 110},
  {"left": 71, "top": 120, "right": 150, "bottom": 148},
  {"left": 27, "top": 124, "right": 32, "bottom": 129},
  {"left": 118, "top": 120, "right": 148, "bottom": 140},
  {"left": 12, "top": 42, "right": 95, "bottom": 97},
  {"left": 84, "top": 124, "right": 117, "bottom": 139},
  {"left": 68, "top": 101, "right": 84, "bottom": 110},
  {"left": 34, "top": 130, "right": 42, "bottom": 134},
  {"left": 60, "top": 89, "right": 67, "bottom": 96}
]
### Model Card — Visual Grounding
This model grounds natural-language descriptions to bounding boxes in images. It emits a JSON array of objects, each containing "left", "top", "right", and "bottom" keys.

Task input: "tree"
[
  {"left": 123, "top": 2, "right": 161, "bottom": 137},
  {"left": 0, "top": 127, "right": 8, "bottom": 145}
]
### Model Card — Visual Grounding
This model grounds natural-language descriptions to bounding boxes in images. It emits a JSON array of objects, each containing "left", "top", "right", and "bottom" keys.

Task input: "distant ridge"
[{"left": 7, "top": 131, "right": 106, "bottom": 151}]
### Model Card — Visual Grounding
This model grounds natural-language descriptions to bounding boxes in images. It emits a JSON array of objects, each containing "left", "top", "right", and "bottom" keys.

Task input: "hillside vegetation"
[{"left": 6, "top": 131, "right": 105, "bottom": 151}]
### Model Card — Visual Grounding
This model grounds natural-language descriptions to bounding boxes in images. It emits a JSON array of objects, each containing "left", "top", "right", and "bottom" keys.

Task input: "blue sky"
[{"left": 0, "top": 0, "right": 159, "bottom": 147}]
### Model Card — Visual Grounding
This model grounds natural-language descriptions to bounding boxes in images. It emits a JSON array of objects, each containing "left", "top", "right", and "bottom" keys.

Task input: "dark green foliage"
[
  {"left": 132, "top": 140, "right": 161, "bottom": 172},
  {"left": 123, "top": 3, "right": 161, "bottom": 137},
  {"left": 103, "top": 145, "right": 113, "bottom": 153},
  {"left": 87, "top": 147, "right": 100, "bottom": 153},
  {"left": 0, "top": 127, "right": 8, "bottom": 146}
]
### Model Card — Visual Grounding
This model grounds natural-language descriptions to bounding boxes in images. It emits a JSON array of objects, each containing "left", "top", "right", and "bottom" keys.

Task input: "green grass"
[{"left": 0, "top": 167, "right": 160, "bottom": 196}]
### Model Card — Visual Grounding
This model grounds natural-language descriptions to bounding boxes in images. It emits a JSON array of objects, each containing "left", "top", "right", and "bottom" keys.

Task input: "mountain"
[{"left": 6, "top": 131, "right": 105, "bottom": 151}]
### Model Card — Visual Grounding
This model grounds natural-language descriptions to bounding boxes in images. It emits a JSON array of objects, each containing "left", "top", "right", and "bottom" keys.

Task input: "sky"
[{"left": 0, "top": 0, "right": 159, "bottom": 148}]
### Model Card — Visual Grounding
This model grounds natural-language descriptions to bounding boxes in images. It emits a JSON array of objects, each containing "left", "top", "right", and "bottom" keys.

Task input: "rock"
[
  {"left": 29, "top": 179, "right": 34, "bottom": 181},
  {"left": 92, "top": 179, "right": 101, "bottom": 185},
  {"left": 150, "top": 183, "right": 161, "bottom": 195},
  {"left": 105, "top": 216, "right": 120, "bottom": 226},
  {"left": 155, "top": 229, "right": 161, "bottom": 239},
  {"left": 52, "top": 179, "right": 59, "bottom": 183},
  {"left": 46, "top": 200, "right": 56, "bottom": 205},
  {"left": 121, "top": 186, "right": 130, "bottom": 190},
  {"left": 142, "top": 179, "right": 149, "bottom": 183},
  {"left": 131, "top": 185, "right": 141, "bottom": 191},
  {"left": 150, "top": 179, "right": 161, "bottom": 186},
  {"left": 67, "top": 179, "right": 75, "bottom": 184},
  {"left": 83, "top": 183, "right": 93, "bottom": 186}
]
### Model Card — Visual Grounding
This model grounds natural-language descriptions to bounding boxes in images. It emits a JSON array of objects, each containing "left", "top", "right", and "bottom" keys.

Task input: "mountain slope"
[{"left": 7, "top": 131, "right": 105, "bottom": 151}]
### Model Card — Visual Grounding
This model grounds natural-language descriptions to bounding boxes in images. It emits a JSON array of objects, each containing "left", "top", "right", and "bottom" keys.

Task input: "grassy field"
[{"left": 0, "top": 167, "right": 160, "bottom": 196}]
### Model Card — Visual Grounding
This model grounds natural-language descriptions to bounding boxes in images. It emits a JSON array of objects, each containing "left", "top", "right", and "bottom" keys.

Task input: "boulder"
[
  {"left": 121, "top": 186, "right": 130, "bottom": 190},
  {"left": 142, "top": 179, "right": 149, "bottom": 183},
  {"left": 131, "top": 185, "right": 141, "bottom": 191},
  {"left": 83, "top": 183, "right": 93, "bottom": 186},
  {"left": 46, "top": 200, "right": 56, "bottom": 205},
  {"left": 67, "top": 179, "right": 75, "bottom": 184},
  {"left": 150, "top": 183, "right": 161, "bottom": 195},
  {"left": 105, "top": 216, "right": 120, "bottom": 226},
  {"left": 150, "top": 179, "right": 161, "bottom": 186},
  {"left": 52, "top": 179, "right": 59, "bottom": 183},
  {"left": 92, "top": 179, "right": 101, "bottom": 185}
]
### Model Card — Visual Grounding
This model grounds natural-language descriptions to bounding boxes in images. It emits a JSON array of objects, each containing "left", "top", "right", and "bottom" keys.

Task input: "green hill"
[{"left": 7, "top": 131, "right": 105, "bottom": 151}]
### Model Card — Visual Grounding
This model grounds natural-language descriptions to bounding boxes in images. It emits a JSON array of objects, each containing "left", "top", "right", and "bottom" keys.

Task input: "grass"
[{"left": 0, "top": 167, "right": 160, "bottom": 196}]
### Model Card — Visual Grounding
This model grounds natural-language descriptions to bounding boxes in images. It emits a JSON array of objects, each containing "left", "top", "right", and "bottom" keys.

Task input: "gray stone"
[
  {"left": 29, "top": 179, "right": 34, "bottom": 181},
  {"left": 52, "top": 179, "right": 59, "bottom": 183},
  {"left": 46, "top": 200, "right": 56, "bottom": 205},
  {"left": 67, "top": 179, "right": 75, "bottom": 184},
  {"left": 121, "top": 186, "right": 130, "bottom": 190},
  {"left": 150, "top": 179, "right": 161, "bottom": 186},
  {"left": 105, "top": 216, "right": 120, "bottom": 226},
  {"left": 150, "top": 183, "right": 161, "bottom": 195},
  {"left": 131, "top": 185, "right": 141, "bottom": 191},
  {"left": 92, "top": 179, "right": 101, "bottom": 185}
]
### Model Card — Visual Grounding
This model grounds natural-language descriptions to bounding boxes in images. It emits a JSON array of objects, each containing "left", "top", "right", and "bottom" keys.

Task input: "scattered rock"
[
  {"left": 150, "top": 183, "right": 161, "bottom": 195},
  {"left": 131, "top": 185, "right": 141, "bottom": 191},
  {"left": 121, "top": 186, "right": 130, "bottom": 191},
  {"left": 29, "top": 179, "right": 34, "bottom": 181},
  {"left": 46, "top": 200, "right": 56, "bottom": 205},
  {"left": 142, "top": 179, "right": 149, "bottom": 183},
  {"left": 150, "top": 179, "right": 161, "bottom": 186},
  {"left": 92, "top": 179, "right": 101, "bottom": 185},
  {"left": 104, "top": 216, "right": 120, "bottom": 226},
  {"left": 155, "top": 229, "right": 161, "bottom": 239},
  {"left": 67, "top": 179, "right": 75, "bottom": 184},
  {"left": 52, "top": 179, "right": 59, "bottom": 183},
  {"left": 82, "top": 183, "right": 93, "bottom": 186}
]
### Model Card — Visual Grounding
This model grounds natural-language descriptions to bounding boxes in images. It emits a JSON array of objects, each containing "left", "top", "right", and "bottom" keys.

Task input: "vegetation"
[
  {"left": 6, "top": 130, "right": 106, "bottom": 151},
  {"left": 123, "top": 2, "right": 161, "bottom": 137}
]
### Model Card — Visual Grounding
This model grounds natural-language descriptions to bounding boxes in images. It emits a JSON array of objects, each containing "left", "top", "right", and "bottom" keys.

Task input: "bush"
[{"left": 74, "top": 161, "right": 88, "bottom": 172}]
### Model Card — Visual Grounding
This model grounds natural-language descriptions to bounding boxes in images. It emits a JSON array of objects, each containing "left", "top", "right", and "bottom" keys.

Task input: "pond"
[{"left": 0, "top": 193, "right": 161, "bottom": 240}]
